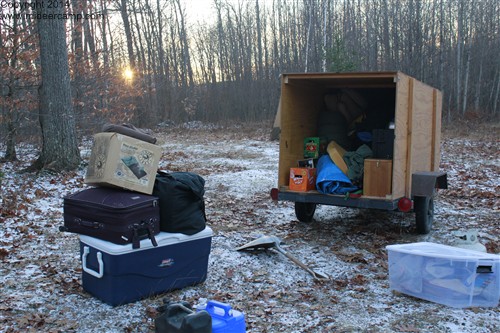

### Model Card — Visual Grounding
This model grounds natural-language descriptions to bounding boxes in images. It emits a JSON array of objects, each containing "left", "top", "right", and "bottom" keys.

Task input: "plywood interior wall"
[{"left": 278, "top": 80, "right": 324, "bottom": 187}]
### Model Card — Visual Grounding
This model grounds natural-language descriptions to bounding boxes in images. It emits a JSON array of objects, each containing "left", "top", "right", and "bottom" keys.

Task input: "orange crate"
[{"left": 289, "top": 168, "right": 317, "bottom": 192}]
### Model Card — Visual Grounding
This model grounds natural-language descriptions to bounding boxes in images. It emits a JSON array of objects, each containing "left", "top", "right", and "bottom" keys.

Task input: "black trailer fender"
[
  {"left": 411, "top": 171, "right": 447, "bottom": 234},
  {"left": 411, "top": 171, "right": 448, "bottom": 197}
]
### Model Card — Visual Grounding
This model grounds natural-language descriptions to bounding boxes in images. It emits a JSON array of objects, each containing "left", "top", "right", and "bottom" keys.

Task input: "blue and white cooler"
[{"left": 79, "top": 227, "right": 212, "bottom": 306}]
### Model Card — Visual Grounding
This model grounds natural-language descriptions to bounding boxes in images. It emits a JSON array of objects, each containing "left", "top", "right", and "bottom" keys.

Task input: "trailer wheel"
[
  {"left": 414, "top": 196, "right": 434, "bottom": 234},
  {"left": 294, "top": 202, "right": 316, "bottom": 223}
]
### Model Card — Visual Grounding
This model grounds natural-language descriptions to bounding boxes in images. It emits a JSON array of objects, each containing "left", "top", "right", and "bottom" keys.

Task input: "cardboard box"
[
  {"left": 85, "top": 132, "right": 161, "bottom": 194},
  {"left": 289, "top": 168, "right": 316, "bottom": 192},
  {"left": 297, "top": 159, "right": 315, "bottom": 168},
  {"left": 326, "top": 141, "right": 348, "bottom": 175},
  {"left": 386, "top": 242, "right": 500, "bottom": 308},
  {"left": 79, "top": 227, "right": 213, "bottom": 306},
  {"left": 303, "top": 137, "right": 326, "bottom": 159},
  {"left": 363, "top": 159, "right": 392, "bottom": 197}
]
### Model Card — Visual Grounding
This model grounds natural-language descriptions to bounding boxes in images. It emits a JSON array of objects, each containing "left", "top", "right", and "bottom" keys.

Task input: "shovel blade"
[{"left": 234, "top": 235, "right": 281, "bottom": 251}]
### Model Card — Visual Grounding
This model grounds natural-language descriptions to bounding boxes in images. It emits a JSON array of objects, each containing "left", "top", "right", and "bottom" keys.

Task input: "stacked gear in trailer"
[{"left": 271, "top": 72, "right": 447, "bottom": 234}]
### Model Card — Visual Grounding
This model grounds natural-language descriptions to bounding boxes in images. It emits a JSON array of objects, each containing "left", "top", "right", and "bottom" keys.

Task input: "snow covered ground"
[{"left": 0, "top": 121, "right": 498, "bottom": 332}]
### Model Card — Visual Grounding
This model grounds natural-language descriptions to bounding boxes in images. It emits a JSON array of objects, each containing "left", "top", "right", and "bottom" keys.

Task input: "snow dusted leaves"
[{"left": 0, "top": 122, "right": 499, "bottom": 332}]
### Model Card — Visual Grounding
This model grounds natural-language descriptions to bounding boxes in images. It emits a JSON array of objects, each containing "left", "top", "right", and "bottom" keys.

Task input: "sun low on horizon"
[{"left": 122, "top": 67, "right": 134, "bottom": 82}]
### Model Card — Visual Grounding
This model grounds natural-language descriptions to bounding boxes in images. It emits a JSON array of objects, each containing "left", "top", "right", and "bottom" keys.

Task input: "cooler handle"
[
  {"left": 206, "top": 300, "right": 232, "bottom": 319},
  {"left": 82, "top": 246, "right": 104, "bottom": 279}
]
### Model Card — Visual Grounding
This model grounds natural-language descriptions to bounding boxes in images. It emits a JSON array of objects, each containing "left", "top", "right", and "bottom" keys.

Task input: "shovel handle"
[
  {"left": 281, "top": 250, "right": 313, "bottom": 271},
  {"left": 275, "top": 247, "right": 328, "bottom": 280}
]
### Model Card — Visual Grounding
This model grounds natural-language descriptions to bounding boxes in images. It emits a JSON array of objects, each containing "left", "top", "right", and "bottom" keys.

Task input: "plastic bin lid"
[
  {"left": 79, "top": 226, "right": 213, "bottom": 254},
  {"left": 386, "top": 242, "right": 500, "bottom": 260}
]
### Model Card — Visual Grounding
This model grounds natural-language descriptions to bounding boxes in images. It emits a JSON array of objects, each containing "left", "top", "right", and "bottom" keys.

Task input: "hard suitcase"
[{"left": 61, "top": 187, "right": 160, "bottom": 249}]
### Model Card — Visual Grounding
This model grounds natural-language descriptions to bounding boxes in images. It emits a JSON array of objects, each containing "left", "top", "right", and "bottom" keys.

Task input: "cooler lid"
[
  {"left": 386, "top": 242, "right": 500, "bottom": 260},
  {"left": 79, "top": 226, "right": 213, "bottom": 254}
]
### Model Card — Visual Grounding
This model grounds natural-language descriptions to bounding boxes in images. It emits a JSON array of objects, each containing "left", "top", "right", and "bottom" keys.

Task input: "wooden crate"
[{"left": 363, "top": 159, "right": 393, "bottom": 197}]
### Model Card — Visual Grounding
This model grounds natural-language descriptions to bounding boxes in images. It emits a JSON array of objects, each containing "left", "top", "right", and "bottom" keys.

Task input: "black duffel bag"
[{"left": 153, "top": 170, "right": 206, "bottom": 235}]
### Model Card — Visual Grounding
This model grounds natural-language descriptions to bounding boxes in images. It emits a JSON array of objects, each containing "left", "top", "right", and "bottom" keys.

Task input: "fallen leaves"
[
  {"left": 393, "top": 324, "right": 422, "bottom": 332},
  {"left": 335, "top": 252, "right": 369, "bottom": 264},
  {"left": 0, "top": 123, "right": 498, "bottom": 333},
  {"left": 0, "top": 247, "right": 9, "bottom": 259}
]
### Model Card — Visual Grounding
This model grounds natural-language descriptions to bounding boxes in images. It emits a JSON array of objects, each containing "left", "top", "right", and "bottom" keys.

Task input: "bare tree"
[
  {"left": 5, "top": 0, "right": 499, "bottom": 132},
  {"left": 1, "top": 4, "right": 38, "bottom": 161},
  {"left": 32, "top": 3, "right": 80, "bottom": 171},
  {"left": 120, "top": 0, "right": 135, "bottom": 68}
]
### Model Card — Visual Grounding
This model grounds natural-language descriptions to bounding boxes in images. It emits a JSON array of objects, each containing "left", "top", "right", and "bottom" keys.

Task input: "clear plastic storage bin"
[{"left": 386, "top": 242, "right": 500, "bottom": 308}]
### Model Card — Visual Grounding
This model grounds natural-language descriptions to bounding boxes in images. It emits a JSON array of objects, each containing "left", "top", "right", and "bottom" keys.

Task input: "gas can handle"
[
  {"left": 82, "top": 246, "right": 104, "bottom": 278},
  {"left": 206, "top": 300, "right": 232, "bottom": 319}
]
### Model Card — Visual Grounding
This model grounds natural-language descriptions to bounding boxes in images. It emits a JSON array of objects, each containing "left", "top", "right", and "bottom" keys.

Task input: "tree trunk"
[
  {"left": 493, "top": 69, "right": 500, "bottom": 116},
  {"left": 462, "top": 49, "right": 470, "bottom": 115},
  {"left": 3, "top": 6, "right": 19, "bottom": 161},
  {"left": 322, "top": 0, "right": 327, "bottom": 72},
  {"left": 304, "top": 0, "right": 312, "bottom": 72},
  {"left": 174, "top": 0, "right": 194, "bottom": 88},
  {"left": 120, "top": 0, "right": 135, "bottom": 68},
  {"left": 71, "top": 0, "right": 84, "bottom": 117},
  {"left": 255, "top": 0, "right": 263, "bottom": 80},
  {"left": 100, "top": 0, "right": 109, "bottom": 70},
  {"left": 456, "top": 0, "right": 463, "bottom": 115},
  {"left": 33, "top": 3, "right": 80, "bottom": 172},
  {"left": 82, "top": 3, "right": 98, "bottom": 69}
]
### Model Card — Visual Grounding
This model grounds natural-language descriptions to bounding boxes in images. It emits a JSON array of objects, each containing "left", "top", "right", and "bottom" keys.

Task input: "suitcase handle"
[
  {"left": 76, "top": 218, "right": 102, "bottom": 229},
  {"left": 82, "top": 246, "right": 104, "bottom": 279}
]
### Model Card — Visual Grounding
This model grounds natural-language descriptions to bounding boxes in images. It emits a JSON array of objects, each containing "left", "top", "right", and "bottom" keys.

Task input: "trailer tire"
[
  {"left": 414, "top": 196, "right": 434, "bottom": 234},
  {"left": 294, "top": 202, "right": 316, "bottom": 223}
]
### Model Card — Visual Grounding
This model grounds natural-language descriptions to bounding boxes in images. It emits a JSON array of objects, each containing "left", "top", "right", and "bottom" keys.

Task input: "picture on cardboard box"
[{"left": 121, "top": 156, "right": 147, "bottom": 179}]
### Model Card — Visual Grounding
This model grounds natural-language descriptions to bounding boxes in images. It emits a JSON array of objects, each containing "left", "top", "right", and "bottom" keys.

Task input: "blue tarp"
[{"left": 316, "top": 155, "right": 358, "bottom": 194}]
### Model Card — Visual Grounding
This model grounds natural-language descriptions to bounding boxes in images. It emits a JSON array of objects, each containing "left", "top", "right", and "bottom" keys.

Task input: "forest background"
[{"left": 1, "top": 0, "right": 499, "bottom": 159}]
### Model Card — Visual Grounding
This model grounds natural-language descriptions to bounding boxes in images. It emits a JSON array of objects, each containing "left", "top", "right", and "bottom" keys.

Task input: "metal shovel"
[{"left": 235, "top": 235, "right": 329, "bottom": 280}]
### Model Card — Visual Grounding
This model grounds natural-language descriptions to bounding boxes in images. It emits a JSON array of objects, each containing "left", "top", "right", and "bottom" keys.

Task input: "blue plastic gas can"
[{"left": 200, "top": 300, "right": 246, "bottom": 333}]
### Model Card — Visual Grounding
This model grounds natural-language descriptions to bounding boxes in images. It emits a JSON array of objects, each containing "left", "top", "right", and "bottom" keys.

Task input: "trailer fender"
[{"left": 411, "top": 171, "right": 448, "bottom": 197}]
